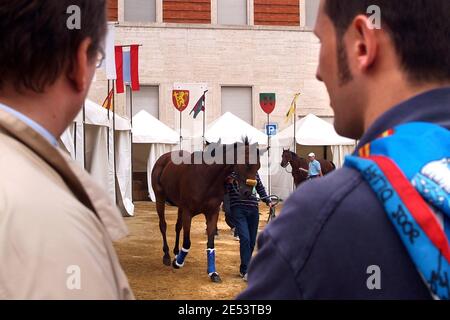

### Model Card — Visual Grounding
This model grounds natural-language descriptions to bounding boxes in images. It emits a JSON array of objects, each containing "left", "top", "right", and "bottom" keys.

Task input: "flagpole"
[
  {"left": 202, "top": 105, "right": 205, "bottom": 150},
  {"left": 202, "top": 90, "right": 207, "bottom": 150},
  {"left": 293, "top": 94, "right": 298, "bottom": 192},
  {"left": 293, "top": 100, "right": 296, "bottom": 153},
  {"left": 82, "top": 101, "right": 86, "bottom": 170},
  {"left": 179, "top": 111, "right": 183, "bottom": 150},
  {"left": 267, "top": 113, "right": 271, "bottom": 196},
  {"left": 106, "top": 80, "right": 110, "bottom": 176},
  {"left": 130, "top": 86, "right": 134, "bottom": 202},
  {"left": 113, "top": 80, "right": 118, "bottom": 205},
  {"left": 73, "top": 123, "right": 77, "bottom": 160},
  {"left": 107, "top": 80, "right": 111, "bottom": 119}
]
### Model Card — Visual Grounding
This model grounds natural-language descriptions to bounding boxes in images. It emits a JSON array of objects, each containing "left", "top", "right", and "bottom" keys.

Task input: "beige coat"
[{"left": 0, "top": 108, "right": 134, "bottom": 299}]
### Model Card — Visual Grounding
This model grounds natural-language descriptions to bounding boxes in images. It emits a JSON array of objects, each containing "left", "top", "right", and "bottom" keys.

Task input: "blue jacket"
[{"left": 238, "top": 87, "right": 450, "bottom": 300}]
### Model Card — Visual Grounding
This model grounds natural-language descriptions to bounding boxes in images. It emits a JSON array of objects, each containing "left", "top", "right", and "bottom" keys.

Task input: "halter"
[
  {"left": 229, "top": 175, "right": 257, "bottom": 195},
  {"left": 281, "top": 151, "right": 296, "bottom": 174}
]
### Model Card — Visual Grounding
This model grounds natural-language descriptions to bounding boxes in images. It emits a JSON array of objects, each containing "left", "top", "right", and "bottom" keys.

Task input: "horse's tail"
[
  {"left": 152, "top": 153, "right": 177, "bottom": 206},
  {"left": 151, "top": 156, "right": 166, "bottom": 192},
  {"left": 152, "top": 154, "right": 173, "bottom": 266}
]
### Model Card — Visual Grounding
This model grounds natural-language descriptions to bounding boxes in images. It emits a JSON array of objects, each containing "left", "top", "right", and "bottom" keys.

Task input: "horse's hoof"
[
  {"left": 172, "top": 259, "right": 181, "bottom": 269},
  {"left": 210, "top": 273, "right": 222, "bottom": 283},
  {"left": 163, "top": 256, "right": 171, "bottom": 266}
]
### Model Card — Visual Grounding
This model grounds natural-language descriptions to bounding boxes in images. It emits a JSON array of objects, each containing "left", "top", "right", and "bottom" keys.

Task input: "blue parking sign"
[{"left": 266, "top": 124, "right": 278, "bottom": 136}]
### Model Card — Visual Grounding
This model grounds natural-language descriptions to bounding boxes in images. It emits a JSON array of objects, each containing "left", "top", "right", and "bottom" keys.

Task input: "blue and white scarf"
[{"left": 345, "top": 122, "right": 450, "bottom": 300}]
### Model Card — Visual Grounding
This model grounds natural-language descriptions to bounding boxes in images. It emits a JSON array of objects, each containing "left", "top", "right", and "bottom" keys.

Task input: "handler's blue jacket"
[{"left": 238, "top": 87, "right": 450, "bottom": 300}]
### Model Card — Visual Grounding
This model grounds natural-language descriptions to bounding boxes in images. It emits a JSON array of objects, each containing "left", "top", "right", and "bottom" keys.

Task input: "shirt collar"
[
  {"left": 357, "top": 86, "right": 450, "bottom": 149},
  {"left": 0, "top": 102, "right": 58, "bottom": 147}
]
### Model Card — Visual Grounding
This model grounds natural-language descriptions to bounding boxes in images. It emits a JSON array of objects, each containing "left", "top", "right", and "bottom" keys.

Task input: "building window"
[
  {"left": 221, "top": 87, "right": 253, "bottom": 124},
  {"left": 217, "top": 0, "right": 248, "bottom": 25},
  {"left": 254, "top": 0, "right": 300, "bottom": 26},
  {"left": 124, "top": 0, "right": 156, "bottom": 23},
  {"left": 305, "top": 0, "right": 320, "bottom": 28},
  {"left": 163, "top": 0, "right": 211, "bottom": 24},
  {"left": 107, "top": 0, "right": 118, "bottom": 21},
  {"left": 128, "top": 85, "right": 159, "bottom": 119}
]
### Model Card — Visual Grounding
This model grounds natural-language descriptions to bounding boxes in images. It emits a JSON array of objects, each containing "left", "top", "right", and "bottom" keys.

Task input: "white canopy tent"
[
  {"left": 60, "top": 99, "right": 134, "bottom": 216},
  {"left": 132, "top": 110, "right": 179, "bottom": 202},
  {"left": 204, "top": 112, "right": 268, "bottom": 146},
  {"left": 202, "top": 112, "right": 273, "bottom": 193},
  {"left": 114, "top": 116, "right": 134, "bottom": 217},
  {"left": 277, "top": 113, "right": 356, "bottom": 147},
  {"left": 272, "top": 113, "right": 356, "bottom": 200}
]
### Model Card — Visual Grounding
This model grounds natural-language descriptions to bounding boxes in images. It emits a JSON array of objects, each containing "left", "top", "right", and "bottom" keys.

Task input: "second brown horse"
[{"left": 280, "top": 149, "right": 336, "bottom": 187}]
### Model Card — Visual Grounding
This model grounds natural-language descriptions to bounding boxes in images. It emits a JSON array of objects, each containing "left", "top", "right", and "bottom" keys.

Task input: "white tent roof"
[
  {"left": 205, "top": 112, "right": 268, "bottom": 145},
  {"left": 276, "top": 113, "right": 355, "bottom": 146},
  {"left": 73, "top": 99, "right": 131, "bottom": 130},
  {"left": 115, "top": 114, "right": 132, "bottom": 131},
  {"left": 132, "top": 110, "right": 179, "bottom": 144}
]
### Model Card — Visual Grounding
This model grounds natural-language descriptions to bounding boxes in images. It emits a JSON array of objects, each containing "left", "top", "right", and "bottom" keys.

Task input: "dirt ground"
[{"left": 114, "top": 201, "right": 280, "bottom": 300}]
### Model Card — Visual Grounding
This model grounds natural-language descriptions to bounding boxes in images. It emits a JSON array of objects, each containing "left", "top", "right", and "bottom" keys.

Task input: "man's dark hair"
[
  {"left": 325, "top": 0, "right": 450, "bottom": 84},
  {"left": 0, "top": 0, "right": 107, "bottom": 93}
]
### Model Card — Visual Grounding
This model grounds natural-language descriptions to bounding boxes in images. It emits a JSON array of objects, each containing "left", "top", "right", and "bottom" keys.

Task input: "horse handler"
[
  {"left": 307, "top": 153, "right": 323, "bottom": 179},
  {"left": 226, "top": 172, "right": 272, "bottom": 281}
]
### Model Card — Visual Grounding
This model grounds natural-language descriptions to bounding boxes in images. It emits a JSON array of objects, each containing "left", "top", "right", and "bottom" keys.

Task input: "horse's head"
[
  {"left": 228, "top": 137, "right": 261, "bottom": 198},
  {"left": 281, "top": 148, "right": 292, "bottom": 168}
]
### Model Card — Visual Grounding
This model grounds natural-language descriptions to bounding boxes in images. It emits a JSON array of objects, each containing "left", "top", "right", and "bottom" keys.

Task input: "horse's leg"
[
  {"left": 206, "top": 210, "right": 221, "bottom": 283},
  {"left": 173, "top": 208, "right": 182, "bottom": 256},
  {"left": 156, "top": 199, "right": 171, "bottom": 266},
  {"left": 173, "top": 210, "right": 192, "bottom": 269}
]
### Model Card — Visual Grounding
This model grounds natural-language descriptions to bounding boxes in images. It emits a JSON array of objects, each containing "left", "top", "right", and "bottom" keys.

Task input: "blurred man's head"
[
  {"left": 315, "top": 0, "right": 450, "bottom": 139},
  {"left": 0, "top": 0, "right": 107, "bottom": 135},
  {"left": 308, "top": 153, "right": 315, "bottom": 161}
]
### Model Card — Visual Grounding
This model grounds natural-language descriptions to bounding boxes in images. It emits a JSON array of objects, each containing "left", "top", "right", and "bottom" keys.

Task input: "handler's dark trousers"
[
  {"left": 232, "top": 205, "right": 259, "bottom": 275},
  {"left": 223, "top": 193, "right": 235, "bottom": 230}
]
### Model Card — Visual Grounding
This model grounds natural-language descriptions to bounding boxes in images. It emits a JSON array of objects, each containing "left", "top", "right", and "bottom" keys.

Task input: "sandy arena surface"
[{"left": 114, "top": 201, "right": 280, "bottom": 300}]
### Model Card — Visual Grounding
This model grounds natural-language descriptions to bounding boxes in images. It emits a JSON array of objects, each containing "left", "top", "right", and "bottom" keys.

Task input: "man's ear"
[
  {"left": 67, "top": 38, "right": 94, "bottom": 93},
  {"left": 350, "top": 15, "right": 379, "bottom": 73}
]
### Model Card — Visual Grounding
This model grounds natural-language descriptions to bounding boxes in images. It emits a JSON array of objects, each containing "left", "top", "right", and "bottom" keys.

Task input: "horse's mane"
[
  {"left": 286, "top": 150, "right": 303, "bottom": 160},
  {"left": 289, "top": 150, "right": 297, "bottom": 158}
]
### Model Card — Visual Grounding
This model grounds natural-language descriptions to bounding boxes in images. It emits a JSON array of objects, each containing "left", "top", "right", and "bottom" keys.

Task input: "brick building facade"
[{"left": 90, "top": 0, "right": 329, "bottom": 133}]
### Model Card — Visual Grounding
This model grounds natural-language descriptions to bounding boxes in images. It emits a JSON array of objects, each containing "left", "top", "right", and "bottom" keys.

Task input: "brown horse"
[
  {"left": 280, "top": 149, "right": 336, "bottom": 187},
  {"left": 151, "top": 138, "right": 262, "bottom": 282}
]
